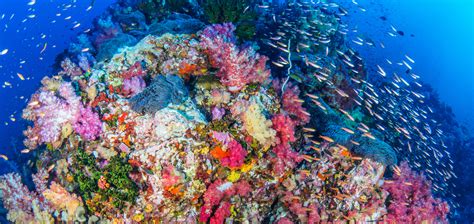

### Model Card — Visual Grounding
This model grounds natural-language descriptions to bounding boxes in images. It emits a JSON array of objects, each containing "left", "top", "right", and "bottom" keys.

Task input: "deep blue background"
[
  {"left": 384, "top": 0, "right": 474, "bottom": 133},
  {"left": 348, "top": 0, "right": 474, "bottom": 133}
]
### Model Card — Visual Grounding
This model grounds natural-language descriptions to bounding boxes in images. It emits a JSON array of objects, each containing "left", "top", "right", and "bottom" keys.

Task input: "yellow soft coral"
[
  {"left": 43, "top": 182, "right": 83, "bottom": 221},
  {"left": 241, "top": 102, "right": 276, "bottom": 149}
]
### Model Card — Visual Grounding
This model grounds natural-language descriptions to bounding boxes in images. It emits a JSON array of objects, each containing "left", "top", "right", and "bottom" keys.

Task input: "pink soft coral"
[
  {"left": 161, "top": 164, "right": 182, "bottom": 188},
  {"left": 220, "top": 139, "right": 247, "bottom": 169},
  {"left": 271, "top": 144, "right": 302, "bottom": 175},
  {"left": 282, "top": 85, "right": 310, "bottom": 125},
  {"left": 273, "top": 80, "right": 310, "bottom": 125},
  {"left": 382, "top": 161, "right": 449, "bottom": 223},
  {"left": 211, "top": 132, "right": 248, "bottom": 169},
  {"left": 271, "top": 113, "right": 302, "bottom": 175},
  {"left": 200, "top": 23, "right": 270, "bottom": 92},
  {"left": 122, "top": 76, "right": 146, "bottom": 97},
  {"left": 0, "top": 170, "right": 53, "bottom": 223},
  {"left": 199, "top": 180, "right": 251, "bottom": 223},
  {"left": 22, "top": 82, "right": 82, "bottom": 146},
  {"left": 199, "top": 179, "right": 226, "bottom": 222},
  {"left": 73, "top": 106, "right": 103, "bottom": 141},
  {"left": 280, "top": 192, "right": 321, "bottom": 224},
  {"left": 58, "top": 58, "right": 83, "bottom": 77},
  {"left": 210, "top": 202, "right": 231, "bottom": 224},
  {"left": 272, "top": 113, "right": 296, "bottom": 145}
]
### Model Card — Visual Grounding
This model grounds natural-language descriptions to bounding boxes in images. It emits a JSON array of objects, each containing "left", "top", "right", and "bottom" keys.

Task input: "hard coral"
[{"left": 200, "top": 23, "right": 270, "bottom": 92}]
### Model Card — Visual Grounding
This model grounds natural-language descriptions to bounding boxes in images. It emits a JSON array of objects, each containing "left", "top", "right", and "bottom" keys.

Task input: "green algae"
[{"left": 73, "top": 149, "right": 138, "bottom": 213}]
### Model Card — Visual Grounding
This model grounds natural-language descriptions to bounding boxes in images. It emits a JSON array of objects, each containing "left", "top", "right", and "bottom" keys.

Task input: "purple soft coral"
[
  {"left": 23, "top": 82, "right": 81, "bottom": 146},
  {"left": 73, "top": 106, "right": 103, "bottom": 141},
  {"left": 211, "top": 106, "right": 226, "bottom": 120}
]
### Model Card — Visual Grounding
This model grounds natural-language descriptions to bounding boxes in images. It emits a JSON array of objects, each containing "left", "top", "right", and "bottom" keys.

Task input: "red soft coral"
[
  {"left": 273, "top": 80, "right": 310, "bottom": 125},
  {"left": 200, "top": 180, "right": 250, "bottom": 223},
  {"left": 219, "top": 139, "right": 247, "bottom": 169},
  {"left": 282, "top": 84, "right": 310, "bottom": 125},
  {"left": 121, "top": 61, "right": 146, "bottom": 79},
  {"left": 272, "top": 113, "right": 296, "bottom": 146},
  {"left": 382, "top": 161, "right": 449, "bottom": 223},
  {"left": 210, "top": 202, "right": 231, "bottom": 224},
  {"left": 200, "top": 23, "right": 270, "bottom": 92}
]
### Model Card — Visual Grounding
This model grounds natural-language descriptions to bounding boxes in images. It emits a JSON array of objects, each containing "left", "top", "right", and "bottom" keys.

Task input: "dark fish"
[
  {"left": 379, "top": 16, "right": 387, "bottom": 21},
  {"left": 397, "top": 30, "right": 405, "bottom": 36}
]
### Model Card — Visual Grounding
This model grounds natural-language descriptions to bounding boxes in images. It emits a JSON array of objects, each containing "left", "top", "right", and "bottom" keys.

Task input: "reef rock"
[
  {"left": 129, "top": 74, "right": 188, "bottom": 114},
  {"left": 96, "top": 33, "right": 138, "bottom": 61},
  {"left": 147, "top": 13, "right": 205, "bottom": 36}
]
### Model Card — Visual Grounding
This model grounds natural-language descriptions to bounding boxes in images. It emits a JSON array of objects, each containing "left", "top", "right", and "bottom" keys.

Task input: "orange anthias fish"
[
  {"left": 317, "top": 172, "right": 327, "bottom": 181},
  {"left": 340, "top": 149, "right": 351, "bottom": 157}
]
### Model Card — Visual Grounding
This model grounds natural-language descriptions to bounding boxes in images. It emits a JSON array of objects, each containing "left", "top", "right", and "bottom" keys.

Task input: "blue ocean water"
[
  {"left": 0, "top": 0, "right": 472, "bottom": 222},
  {"left": 365, "top": 0, "right": 474, "bottom": 133},
  {"left": 0, "top": 0, "right": 115, "bottom": 160}
]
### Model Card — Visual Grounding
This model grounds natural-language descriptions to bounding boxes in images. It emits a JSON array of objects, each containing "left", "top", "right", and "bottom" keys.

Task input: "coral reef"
[{"left": 0, "top": 1, "right": 453, "bottom": 222}]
